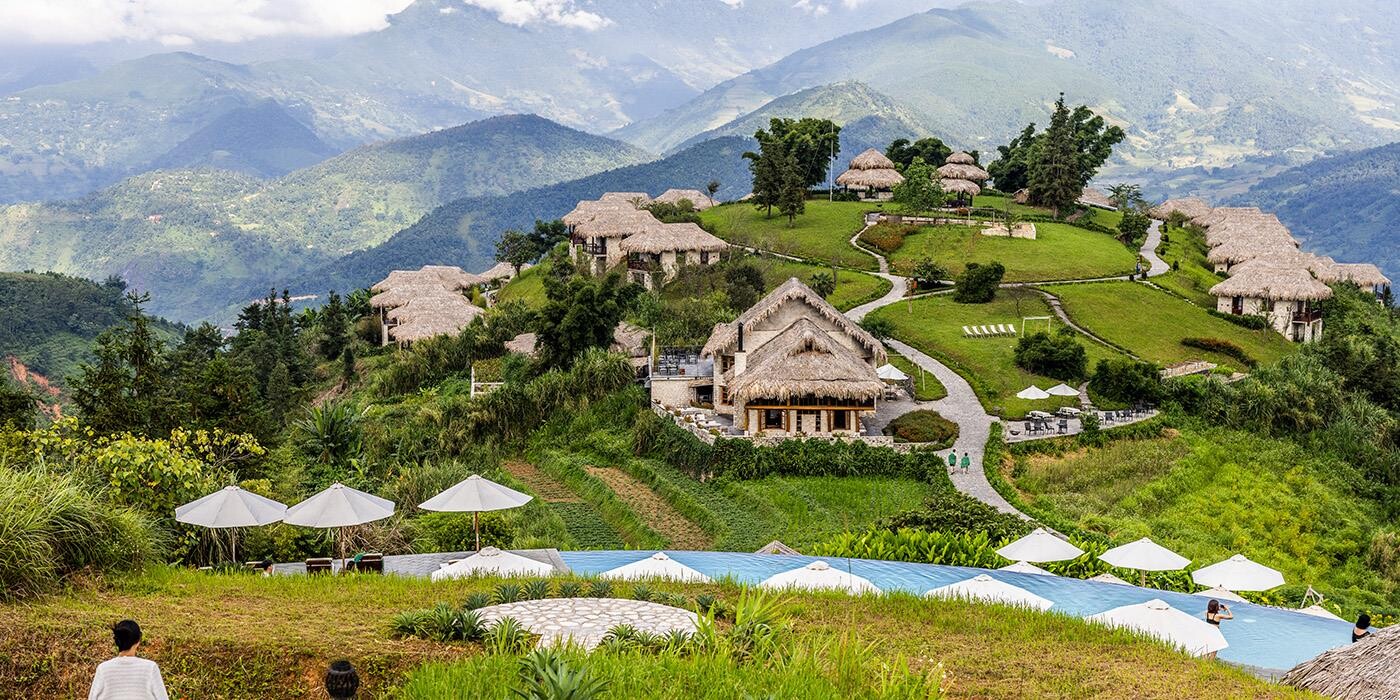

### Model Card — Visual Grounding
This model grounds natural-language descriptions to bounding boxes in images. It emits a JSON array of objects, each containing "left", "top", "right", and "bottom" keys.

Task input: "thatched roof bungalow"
[
  {"left": 654, "top": 188, "right": 716, "bottom": 210},
  {"left": 946, "top": 151, "right": 977, "bottom": 165},
  {"left": 726, "top": 317, "right": 885, "bottom": 406},
  {"left": 940, "top": 178, "right": 981, "bottom": 197},
  {"left": 1283, "top": 625, "right": 1400, "bottom": 699},
  {"left": 619, "top": 222, "right": 727, "bottom": 255},
  {"left": 1149, "top": 197, "right": 1212, "bottom": 221},
  {"left": 369, "top": 285, "right": 461, "bottom": 309},
  {"left": 1210, "top": 266, "right": 1332, "bottom": 301},
  {"left": 835, "top": 149, "right": 903, "bottom": 198},
  {"left": 385, "top": 295, "right": 483, "bottom": 324},
  {"left": 1316, "top": 263, "right": 1391, "bottom": 289},
  {"left": 936, "top": 162, "right": 989, "bottom": 182},
  {"left": 937, "top": 152, "right": 987, "bottom": 204},
  {"left": 372, "top": 265, "right": 482, "bottom": 293},
  {"left": 1078, "top": 187, "right": 1116, "bottom": 210},
  {"left": 1205, "top": 235, "right": 1300, "bottom": 269},
  {"left": 600, "top": 191, "right": 651, "bottom": 205},
  {"left": 703, "top": 277, "right": 884, "bottom": 362}
]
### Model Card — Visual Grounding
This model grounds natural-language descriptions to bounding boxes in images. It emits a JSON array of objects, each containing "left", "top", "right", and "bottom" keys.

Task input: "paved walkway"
[
  {"left": 1140, "top": 219, "right": 1169, "bottom": 277},
  {"left": 475, "top": 598, "right": 698, "bottom": 648}
]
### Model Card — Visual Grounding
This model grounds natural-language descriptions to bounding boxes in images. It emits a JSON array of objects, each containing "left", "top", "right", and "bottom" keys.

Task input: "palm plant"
[{"left": 294, "top": 402, "right": 363, "bottom": 467}]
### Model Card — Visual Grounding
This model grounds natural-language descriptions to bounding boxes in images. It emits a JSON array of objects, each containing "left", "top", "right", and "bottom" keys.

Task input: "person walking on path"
[
  {"left": 947, "top": 449, "right": 958, "bottom": 474},
  {"left": 960, "top": 452, "right": 972, "bottom": 474},
  {"left": 88, "top": 620, "right": 170, "bottom": 700}
]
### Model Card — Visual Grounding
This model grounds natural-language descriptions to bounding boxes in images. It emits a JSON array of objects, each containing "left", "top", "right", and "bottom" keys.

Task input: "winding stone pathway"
[
  {"left": 1140, "top": 219, "right": 1169, "bottom": 277},
  {"left": 475, "top": 598, "right": 698, "bottom": 648}
]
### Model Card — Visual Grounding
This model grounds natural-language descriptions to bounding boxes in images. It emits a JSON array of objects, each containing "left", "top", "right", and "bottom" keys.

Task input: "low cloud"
[{"left": 462, "top": 0, "right": 612, "bottom": 31}]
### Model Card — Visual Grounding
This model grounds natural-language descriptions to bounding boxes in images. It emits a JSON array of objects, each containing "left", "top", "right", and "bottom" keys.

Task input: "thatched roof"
[
  {"left": 946, "top": 151, "right": 976, "bottom": 165},
  {"left": 727, "top": 317, "right": 885, "bottom": 404},
  {"left": 385, "top": 295, "right": 483, "bottom": 323},
  {"left": 1206, "top": 236, "right": 1300, "bottom": 265},
  {"left": 611, "top": 322, "right": 650, "bottom": 357},
  {"left": 849, "top": 148, "right": 896, "bottom": 170},
  {"left": 600, "top": 192, "right": 651, "bottom": 205},
  {"left": 653, "top": 188, "right": 716, "bottom": 210},
  {"left": 837, "top": 148, "right": 904, "bottom": 191},
  {"left": 389, "top": 317, "right": 472, "bottom": 343},
  {"left": 1078, "top": 188, "right": 1116, "bottom": 210},
  {"left": 940, "top": 178, "right": 981, "bottom": 196},
  {"left": 1317, "top": 263, "right": 1391, "bottom": 288},
  {"left": 1202, "top": 213, "right": 1292, "bottom": 247},
  {"left": 420, "top": 265, "right": 487, "bottom": 289},
  {"left": 755, "top": 540, "right": 800, "bottom": 555},
  {"left": 1150, "top": 197, "right": 1213, "bottom": 221},
  {"left": 370, "top": 285, "right": 462, "bottom": 309},
  {"left": 1227, "top": 253, "right": 1328, "bottom": 279},
  {"left": 478, "top": 261, "right": 530, "bottom": 282},
  {"left": 619, "top": 222, "right": 728, "bottom": 254},
  {"left": 1210, "top": 266, "right": 1333, "bottom": 301},
  {"left": 936, "top": 162, "right": 989, "bottom": 181},
  {"left": 372, "top": 266, "right": 482, "bottom": 293},
  {"left": 1196, "top": 206, "right": 1264, "bottom": 229},
  {"left": 702, "top": 277, "right": 884, "bottom": 361},
  {"left": 572, "top": 206, "right": 664, "bottom": 238},
  {"left": 1284, "top": 624, "right": 1399, "bottom": 699},
  {"left": 504, "top": 332, "right": 538, "bottom": 357}
]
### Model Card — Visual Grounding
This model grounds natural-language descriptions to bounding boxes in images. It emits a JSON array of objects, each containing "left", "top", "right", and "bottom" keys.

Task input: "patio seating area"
[{"left": 1006, "top": 404, "right": 1157, "bottom": 443}]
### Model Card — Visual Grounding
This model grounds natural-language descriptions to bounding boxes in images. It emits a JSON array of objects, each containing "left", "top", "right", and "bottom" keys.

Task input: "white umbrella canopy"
[
  {"left": 430, "top": 547, "right": 554, "bottom": 581},
  {"left": 996, "top": 528, "right": 1085, "bottom": 563},
  {"left": 601, "top": 552, "right": 711, "bottom": 583},
  {"left": 876, "top": 364, "right": 909, "bottom": 381},
  {"left": 1192, "top": 586, "right": 1248, "bottom": 603},
  {"left": 1099, "top": 537, "right": 1190, "bottom": 585},
  {"left": 1046, "top": 383, "right": 1080, "bottom": 397},
  {"left": 1016, "top": 385, "right": 1051, "bottom": 400},
  {"left": 175, "top": 485, "right": 287, "bottom": 564},
  {"left": 1088, "top": 573, "right": 1130, "bottom": 585},
  {"left": 420, "top": 474, "right": 534, "bottom": 550},
  {"left": 284, "top": 483, "right": 395, "bottom": 528},
  {"left": 760, "top": 560, "right": 881, "bottom": 595},
  {"left": 1295, "top": 604, "right": 1346, "bottom": 621},
  {"left": 1191, "top": 554, "right": 1284, "bottom": 592},
  {"left": 925, "top": 574, "right": 1054, "bottom": 610},
  {"left": 998, "top": 560, "right": 1056, "bottom": 576},
  {"left": 1087, "top": 598, "right": 1228, "bottom": 657}
]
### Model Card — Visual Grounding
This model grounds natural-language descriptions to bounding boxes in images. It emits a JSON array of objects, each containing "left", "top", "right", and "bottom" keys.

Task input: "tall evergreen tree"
[
  {"left": 319, "top": 291, "right": 350, "bottom": 362},
  {"left": 70, "top": 293, "right": 172, "bottom": 436},
  {"left": 745, "top": 137, "right": 784, "bottom": 218},
  {"left": 1028, "top": 94, "right": 1082, "bottom": 216},
  {"left": 777, "top": 148, "right": 807, "bottom": 225}
]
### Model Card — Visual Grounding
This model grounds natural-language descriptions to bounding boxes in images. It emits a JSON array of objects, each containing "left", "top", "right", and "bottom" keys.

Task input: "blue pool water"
[{"left": 558, "top": 550, "right": 1353, "bottom": 671}]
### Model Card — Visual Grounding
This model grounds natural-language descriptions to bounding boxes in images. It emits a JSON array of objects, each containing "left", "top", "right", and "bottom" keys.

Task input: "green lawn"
[
  {"left": 887, "top": 222, "right": 1136, "bottom": 282},
  {"left": 1003, "top": 427, "right": 1395, "bottom": 615},
  {"left": 757, "top": 258, "right": 889, "bottom": 312},
  {"left": 1051, "top": 281, "right": 1297, "bottom": 370},
  {"left": 495, "top": 262, "right": 547, "bottom": 306},
  {"left": 1153, "top": 224, "right": 1224, "bottom": 307},
  {"left": 700, "top": 200, "right": 879, "bottom": 270},
  {"left": 885, "top": 348, "right": 948, "bottom": 400},
  {"left": 869, "top": 293, "right": 1122, "bottom": 418},
  {"left": 721, "top": 476, "right": 936, "bottom": 548}
]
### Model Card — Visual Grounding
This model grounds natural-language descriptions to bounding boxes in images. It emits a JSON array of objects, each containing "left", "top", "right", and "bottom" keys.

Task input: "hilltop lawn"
[
  {"left": 868, "top": 293, "right": 1122, "bottom": 418},
  {"left": 1154, "top": 224, "right": 1223, "bottom": 307},
  {"left": 700, "top": 200, "right": 879, "bottom": 270},
  {"left": 1051, "top": 281, "right": 1296, "bottom": 370},
  {"left": 495, "top": 261, "right": 547, "bottom": 306},
  {"left": 885, "top": 348, "right": 949, "bottom": 400},
  {"left": 887, "top": 222, "right": 1136, "bottom": 282}
]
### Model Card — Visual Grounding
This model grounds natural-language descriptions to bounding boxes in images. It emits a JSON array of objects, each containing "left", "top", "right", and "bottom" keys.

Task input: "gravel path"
[
  {"left": 475, "top": 598, "right": 698, "bottom": 648},
  {"left": 1140, "top": 219, "right": 1169, "bottom": 277}
]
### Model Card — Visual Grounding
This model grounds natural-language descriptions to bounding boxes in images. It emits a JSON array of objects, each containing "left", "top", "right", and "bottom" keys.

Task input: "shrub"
[
  {"left": 859, "top": 316, "right": 893, "bottom": 340},
  {"left": 1207, "top": 309, "right": 1271, "bottom": 331},
  {"left": 882, "top": 410, "right": 959, "bottom": 447},
  {"left": 493, "top": 583, "right": 524, "bottom": 605},
  {"left": 463, "top": 592, "right": 494, "bottom": 610},
  {"left": 1116, "top": 211, "right": 1151, "bottom": 245},
  {"left": 483, "top": 617, "right": 533, "bottom": 654},
  {"left": 411, "top": 511, "right": 509, "bottom": 553},
  {"left": 911, "top": 257, "right": 948, "bottom": 290},
  {"left": 556, "top": 581, "right": 583, "bottom": 598},
  {"left": 858, "top": 223, "right": 915, "bottom": 253},
  {"left": 1365, "top": 530, "right": 1400, "bottom": 582},
  {"left": 1181, "top": 336, "right": 1255, "bottom": 368},
  {"left": 630, "top": 584, "right": 653, "bottom": 602},
  {"left": 879, "top": 490, "right": 1032, "bottom": 541},
  {"left": 1014, "top": 330, "right": 1088, "bottom": 381},
  {"left": 522, "top": 579, "right": 551, "bottom": 600},
  {"left": 515, "top": 647, "right": 609, "bottom": 700},
  {"left": 952, "top": 262, "right": 1005, "bottom": 303},
  {"left": 587, "top": 579, "right": 613, "bottom": 598},
  {"left": 1090, "top": 358, "right": 1163, "bottom": 405}
]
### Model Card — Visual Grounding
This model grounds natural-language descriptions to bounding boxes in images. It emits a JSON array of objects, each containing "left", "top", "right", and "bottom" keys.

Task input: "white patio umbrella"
[
  {"left": 996, "top": 528, "right": 1084, "bottom": 563},
  {"left": 876, "top": 364, "right": 909, "bottom": 381},
  {"left": 419, "top": 474, "right": 533, "bottom": 550},
  {"left": 1046, "top": 383, "right": 1080, "bottom": 397},
  {"left": 1295, "top": 604, "right": 1346, "bottom": 621},
  {"left": 601, "top": 552, "right": 711, "bottom": 583},
  {"left": 1016, "top": 385, "right": 1051, "bottom": 400},
  {"left": 430, "top": 547, "right": 554, "bottom": 581},
  {"left": 1099, "top": 537, "right": 1190, "bottom": 586},
  {"left": 1088, "top": 572, "right": 1131, "bottom": 585},
  {"left": 1191, "top": 554, "right": 1284, "bottom": 592},
  {"left": 175, "top": 485, "right": 287, "bottom": 565},
  {"left": 925, "top": 574, "right": 1054, "bottom": 610},
  {"left": 999, "top": 560, "right": 1056, "bottom": 576},
  {"left": 760, "top": 560, "right": 881, "bottom": 595},
  {"left": 1086, "top": 598, "right": 1228, "bottom": 657},
  {"left": 284, "top": 483, "right": 395, "bottom": 568},
  {"left": 1191, "top": 586, "right": 1247, "bottom": 603}
]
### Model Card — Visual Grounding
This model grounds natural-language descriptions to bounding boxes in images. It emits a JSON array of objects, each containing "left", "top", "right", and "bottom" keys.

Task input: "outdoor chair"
[
  {"left": 999, "top": 324, "right": 1011, "bottom": 335},
  {"left": 306, "top": 558, "right": 333, "bottom": 575},
  {"left": 347, "top": 553, "right": 385, "bottom": 573},
  {"left": 962, "top": 326, "right": 972, "bottom": 337},
  {"left": 1058, "top": 419, "right": 1068, "bottom": 434}
]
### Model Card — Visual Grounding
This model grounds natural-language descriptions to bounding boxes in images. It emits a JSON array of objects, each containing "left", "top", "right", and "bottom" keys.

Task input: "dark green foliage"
[
  {"left": 493, "top": 583, "right": 524, "bottom": 605},
  {"left": 587, "top": 579, "right": 613, "bottom": 598},
  {"left": 645, "top": 199, "right": 704, "bottom": 226},
  {"left": 70, "top": 293, "right": 175, "bottom": 437},
  {"left": 809, "top": 270, "right": 836, "bottom": 299},
  {"left": 523, "top": 579, "right": 551, "bottom": 600},
  {"left": 0, "top": 374, "right": 37, "bottom": 429},
  {"left": 494, "top": 229, "right": 538, "bottom": 275},
  {"left": 1014, "top": 330, "right": 1089, "bottom": 381},
  {"left": 753, "top": 117, "right": 841, "bottom": 189},
  {"left": 858, "top": 317, "right": 893, "bottom": 340},
  {"left": 390, "top": 604, "right": 484, "bottom": 643},
  {"left": 724, "top": 262, "right": 765, "bottom": 311},
  {"left": 293, "top": 403, "right": 362, "bottom": 470},
  {"left": 911, "top": 257, "right": 948, "bottom": 290},
  {"left": 1180, "top": 337, "right": 1255, "bottom": 368},
  {"left": 318, "top": 291, "right": 351, "bottom": 362},
  {"left": 484, "top": 616, "right": 533, "bottom": 655},
  {"left": 514, "top": 647, "right": 609, "bottom": 700},
  {"left": 556, "top": 581, "right": 583, "bottom": 598},
  {"left": 1116, "top": 211, "right": 1151, "bottom": 246},
  {"left": 1208, "top": 309, "right": 1271, "bottom": 331},
  {"left": 463, "top": 592, "right": 494, "bottom": 611},
  {"left": 630, "top": 584, "right": 653, "bottom": 602},
  {"left": 885, "top": 137, "right": 952, "bottom": 171},
  {"left": 996, "top": 98, "right": 1124, "bottom": 213},
  {"left": 1090, "top": 358, "right": 1164, "bottom": 405},
  {"left": 891, "top": 158, "right": 945, "bottom": 213},
  {"left": 410, "top": 512, "right": 509, "bottom": 553},
  {"left": 776, "top": 149, "right": 807, "bottom": 225},
  {"left": 879, "top": 490, "right": 1033, "bottom": 541},
  {"left": 883, "top": 410, "right": 959, "bottom": 447},
  {"left": 537, "top": 272, "right": 640, "bottom": 369},
  {"left": 745, "top": 136, "right": 784, "bottom": 218},
  {"left": 526, "top": 220, "right": 569, "bottom": 258},
  {"left": 986, "top": 124, "right": 1036, "bottom": 193},
  {"left": 858, "top": 222, "right": 914, "bottom": 253},
  {"left": 952, "top": 262, "right": 1005, "bottom": 303},
  {"left": 1028, "top": 94, "right": 1083, "bottom": 216}
]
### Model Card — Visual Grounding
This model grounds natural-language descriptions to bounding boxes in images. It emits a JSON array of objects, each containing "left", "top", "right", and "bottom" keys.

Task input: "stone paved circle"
[{"left": 474, "top": 597, "right": 698, "bottom": 648}]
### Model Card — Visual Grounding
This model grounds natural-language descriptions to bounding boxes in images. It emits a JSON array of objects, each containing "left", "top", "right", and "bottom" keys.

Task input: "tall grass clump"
[{"left": 0, "top": 466, "right": 159, "bottom": 599}]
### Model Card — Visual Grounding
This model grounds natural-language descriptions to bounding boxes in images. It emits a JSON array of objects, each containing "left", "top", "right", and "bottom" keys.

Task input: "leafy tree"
[
  {"left": 986, "top": 124, "right": 1037, "bottom": 193},
  {"left": 526, "top": 219, "right": 568, "bottom": 255},
  {"left": 1090, "top": 358, "right": 1163, "bottom": 405},
  {"left": 295, "top": 402, "right": 363, "bottom": 469},
  {"left": 318, "top": 290, "right": 350, "bottom": 361},
  {"left": 1067, "top": 104, "right": 1126, "bottom": 188},
  {"left": 952, "top": 262, "right": 1005, "bottom": 304},
  {"left": 1106, "top": 183, "right": 1144, "bottom": 211},
  {"left": 1117, "top": 211, "right": 1151, "bottom": 246},
  {"left": 891, "top": 158, "right": 946, "bottom": 213},
  {"left": 495, "top": 229, "right": 538, "bottom": 275},
  {"left": 706, "top": 180, "right": 720, "bottom": 205},
  {"left": 1014, "top": 330, "right": 1089, "bottom": 381},
  {"left": 724, "top": 262, "right": 765, "bottom": 311},
  {"left": 777, "top": 148, "right": 807, "bottom": 225},
  {"left": 810, "top": 270, "right": 836, "bottom": 298},
  {"left": 1028, "top": 94, "right": 1082, "bottom": 216},
  {"left": 0, "top": 373, "right": 36, "bottom": 429},
  {"left": 753, "top": 117, "right": 841, "bottom": 188},
  {"left": 911, "top": 257, "right": 948, "bottom": 290},
  {"left": 537, "top": 271, "right": 641, "bottom": 369},
  {"left": 860, "top": 316, "right": 894, "bottom": 340},
  {"left": 991, "top": 99, "right": 1124, "bottom": 201},
  {"left": 646, "top": 200, "right": 703, "bottom": 225},
  {"left": 70, "top": 293, "right": 173, "bottom": 436},
  {"left": 886, "top": 137, "right": 952, "bottom": 171}
]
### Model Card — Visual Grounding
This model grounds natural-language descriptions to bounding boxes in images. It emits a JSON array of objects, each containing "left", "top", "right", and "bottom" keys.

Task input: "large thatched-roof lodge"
[
  {"left": 687, "top": 277, "right": 885, "bottom": 436},
  {"left": 1210, "top": 265, "right": 1332, "bottom": 342},
  {"left": 369, "top": 264, "right": 486, "bottom": 346},
  {"left": 835, "top": 149, "right": 903, "bottom": 200},
  {"left": 567, "top": 193, "right": 729, "bottom": 281},
  {"left": 1283, "top": 624, "right": 1400, "bottom": 699},
  {"left": 619, "top": 222, "right": 728, "bottom": 288}
]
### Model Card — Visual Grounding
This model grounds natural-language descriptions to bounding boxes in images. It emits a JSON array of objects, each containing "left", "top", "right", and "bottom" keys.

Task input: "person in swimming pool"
[{"left": 1204, "top": 599, "right": 1232, "bottom": 659}]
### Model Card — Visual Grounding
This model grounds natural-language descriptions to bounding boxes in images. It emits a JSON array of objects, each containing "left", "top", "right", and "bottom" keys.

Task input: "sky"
[{"left": 0, "top": 0, "right": 876, "bottom": 45}]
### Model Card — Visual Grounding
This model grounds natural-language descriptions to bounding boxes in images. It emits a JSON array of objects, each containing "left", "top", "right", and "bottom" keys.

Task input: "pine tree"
[
  {"left": 319, "top": 291, "right": 350, "bottom": 361},
  {"left": 1028, "top": 94, "right": 1082, "bottom": 216},
  {"left": 777, "top": 149, "right": 807, "bottom": 225},
  {"left": 745, "top": 138, "right": 784, "bottom": 218},
  {"left": 341, "top": 346, "right": 356, "bottom": 385}
]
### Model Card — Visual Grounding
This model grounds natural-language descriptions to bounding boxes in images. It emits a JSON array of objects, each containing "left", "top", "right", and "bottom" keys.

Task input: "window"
[
  {"left": 831, "top": 410, "right": 848, "bottom": 431},
  {"left": 700, "top": 251, "right": 710, "bottom": 264},
  {"left": 763, "top": 409, "right": 784, "bottom": 430}
]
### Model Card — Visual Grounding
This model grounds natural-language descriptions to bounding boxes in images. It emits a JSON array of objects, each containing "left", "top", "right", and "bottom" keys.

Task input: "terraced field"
[{"left": 586, "top": 466, "right": 712, "bottom": 550}]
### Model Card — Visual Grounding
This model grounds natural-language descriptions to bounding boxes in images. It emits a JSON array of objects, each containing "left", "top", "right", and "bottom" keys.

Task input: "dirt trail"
[
  {"left": 585, "top": 466, "right": 712, "bottom": 549},
  {"left": 503, "top": 460, "right": 580, "bottom": 502}
]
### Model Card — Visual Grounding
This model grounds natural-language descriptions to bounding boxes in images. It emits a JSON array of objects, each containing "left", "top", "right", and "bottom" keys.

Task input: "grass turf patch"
[
  {"left": 885, "top": 348, "right": 948, "bottom": 400},
  {"left": 1152, "top": 224, "right": 1222, "bottom": 307},
  {"left": 719, "top": 476, "right": 937, "bottom": 549},
  {"left": 495, "top": 261, "right": 547, "bottom": 307},
  {"left": 1050, "top": 281, "right": 1297, "bottom": 370},
  {"left": 886, "top": 222, "right": 1137, "bottom": 282},
  {"left": 883, "top": 410, "right": 958, "bottom": 447},
  {"left": 869, "top": 293, "right": 1122, "bottom": 418},
  {"left": 700, "top": 200, "right": 879, "bottom": 270}
]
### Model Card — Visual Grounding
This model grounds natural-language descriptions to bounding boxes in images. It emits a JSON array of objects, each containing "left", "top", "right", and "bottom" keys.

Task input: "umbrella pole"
[
  {"left": 231, "top": 529, "right": 237, "bottom": 568},
  {"left": 1140, "top": 571, "right": 1146, "bottom": 587},
  {"left": 474, "top": 512, "right": 481, "bottom": 551}
]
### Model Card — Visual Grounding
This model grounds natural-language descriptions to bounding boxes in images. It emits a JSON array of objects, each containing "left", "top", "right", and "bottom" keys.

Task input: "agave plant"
[
  {"left": 523, "top": 579, "right": 551, "bottom": 600},
  {"left": 694, "top": 593, "right": 718, "bottom": 614},
  {"left": 494, "top": 582, "right": 524, "bottom": 605},
  {"left": 424, "top": 603, "right": 462, "bottom": 642},
  {"left": 586, "top": 579, "right": 612, "bottom": 598},
  {"left": 455, "top": 608, "right": 485, "bottom": 642},
  {"left": 484, "top": 616, "right": 532, "bottom": 655},
  {"left": 293, "top": 402, "right": 364, "bottom": 467},
  {"left": 630, "top": 584, "right": 653, "bottom": 602},
  {"left": 514, "top": 647, "right": 609, "bottom": 699},
  {"left": 388, "top": 609, "right": 431, "bottom": 639},
  {"left": 463, "top": 591, "right": 493, "bottom": 610},
  {"left": 556, "top": 581, "right": 583, "bottom": 598}
]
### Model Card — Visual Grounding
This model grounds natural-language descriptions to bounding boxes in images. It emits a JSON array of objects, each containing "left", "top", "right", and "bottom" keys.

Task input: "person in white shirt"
[{"left": 88, "top": 620, "right": 170, "bottom": 700}]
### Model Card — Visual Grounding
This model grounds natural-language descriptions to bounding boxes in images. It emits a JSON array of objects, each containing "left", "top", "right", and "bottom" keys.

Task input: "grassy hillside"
[
  {"left": 700, "top": 201, "right": 879, "bottom": 270},
  {"left": 149, "top": 99, "right": 337, "bottom": 178},
  {"left": 1052, "top": 281, "right": 1297, "bottom": 369},
  {"left": 887, "top": 222, "right": 1137, "bottom": 282},
  {"left": 0, "top": 115, "right": 651, "bottom": 322}
]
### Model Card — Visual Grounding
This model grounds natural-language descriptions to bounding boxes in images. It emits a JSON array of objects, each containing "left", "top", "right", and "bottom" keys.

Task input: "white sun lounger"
[
  {"left": 963, "top": 326, "right": 974, "bottom": 337},
  {"left": 999, "top": 324, "right": 1012, "bottom": 335}
]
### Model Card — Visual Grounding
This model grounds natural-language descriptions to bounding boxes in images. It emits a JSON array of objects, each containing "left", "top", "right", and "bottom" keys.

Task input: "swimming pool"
[{"left": 558, "top": 550, "right": 1352, "bottom": 672}]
